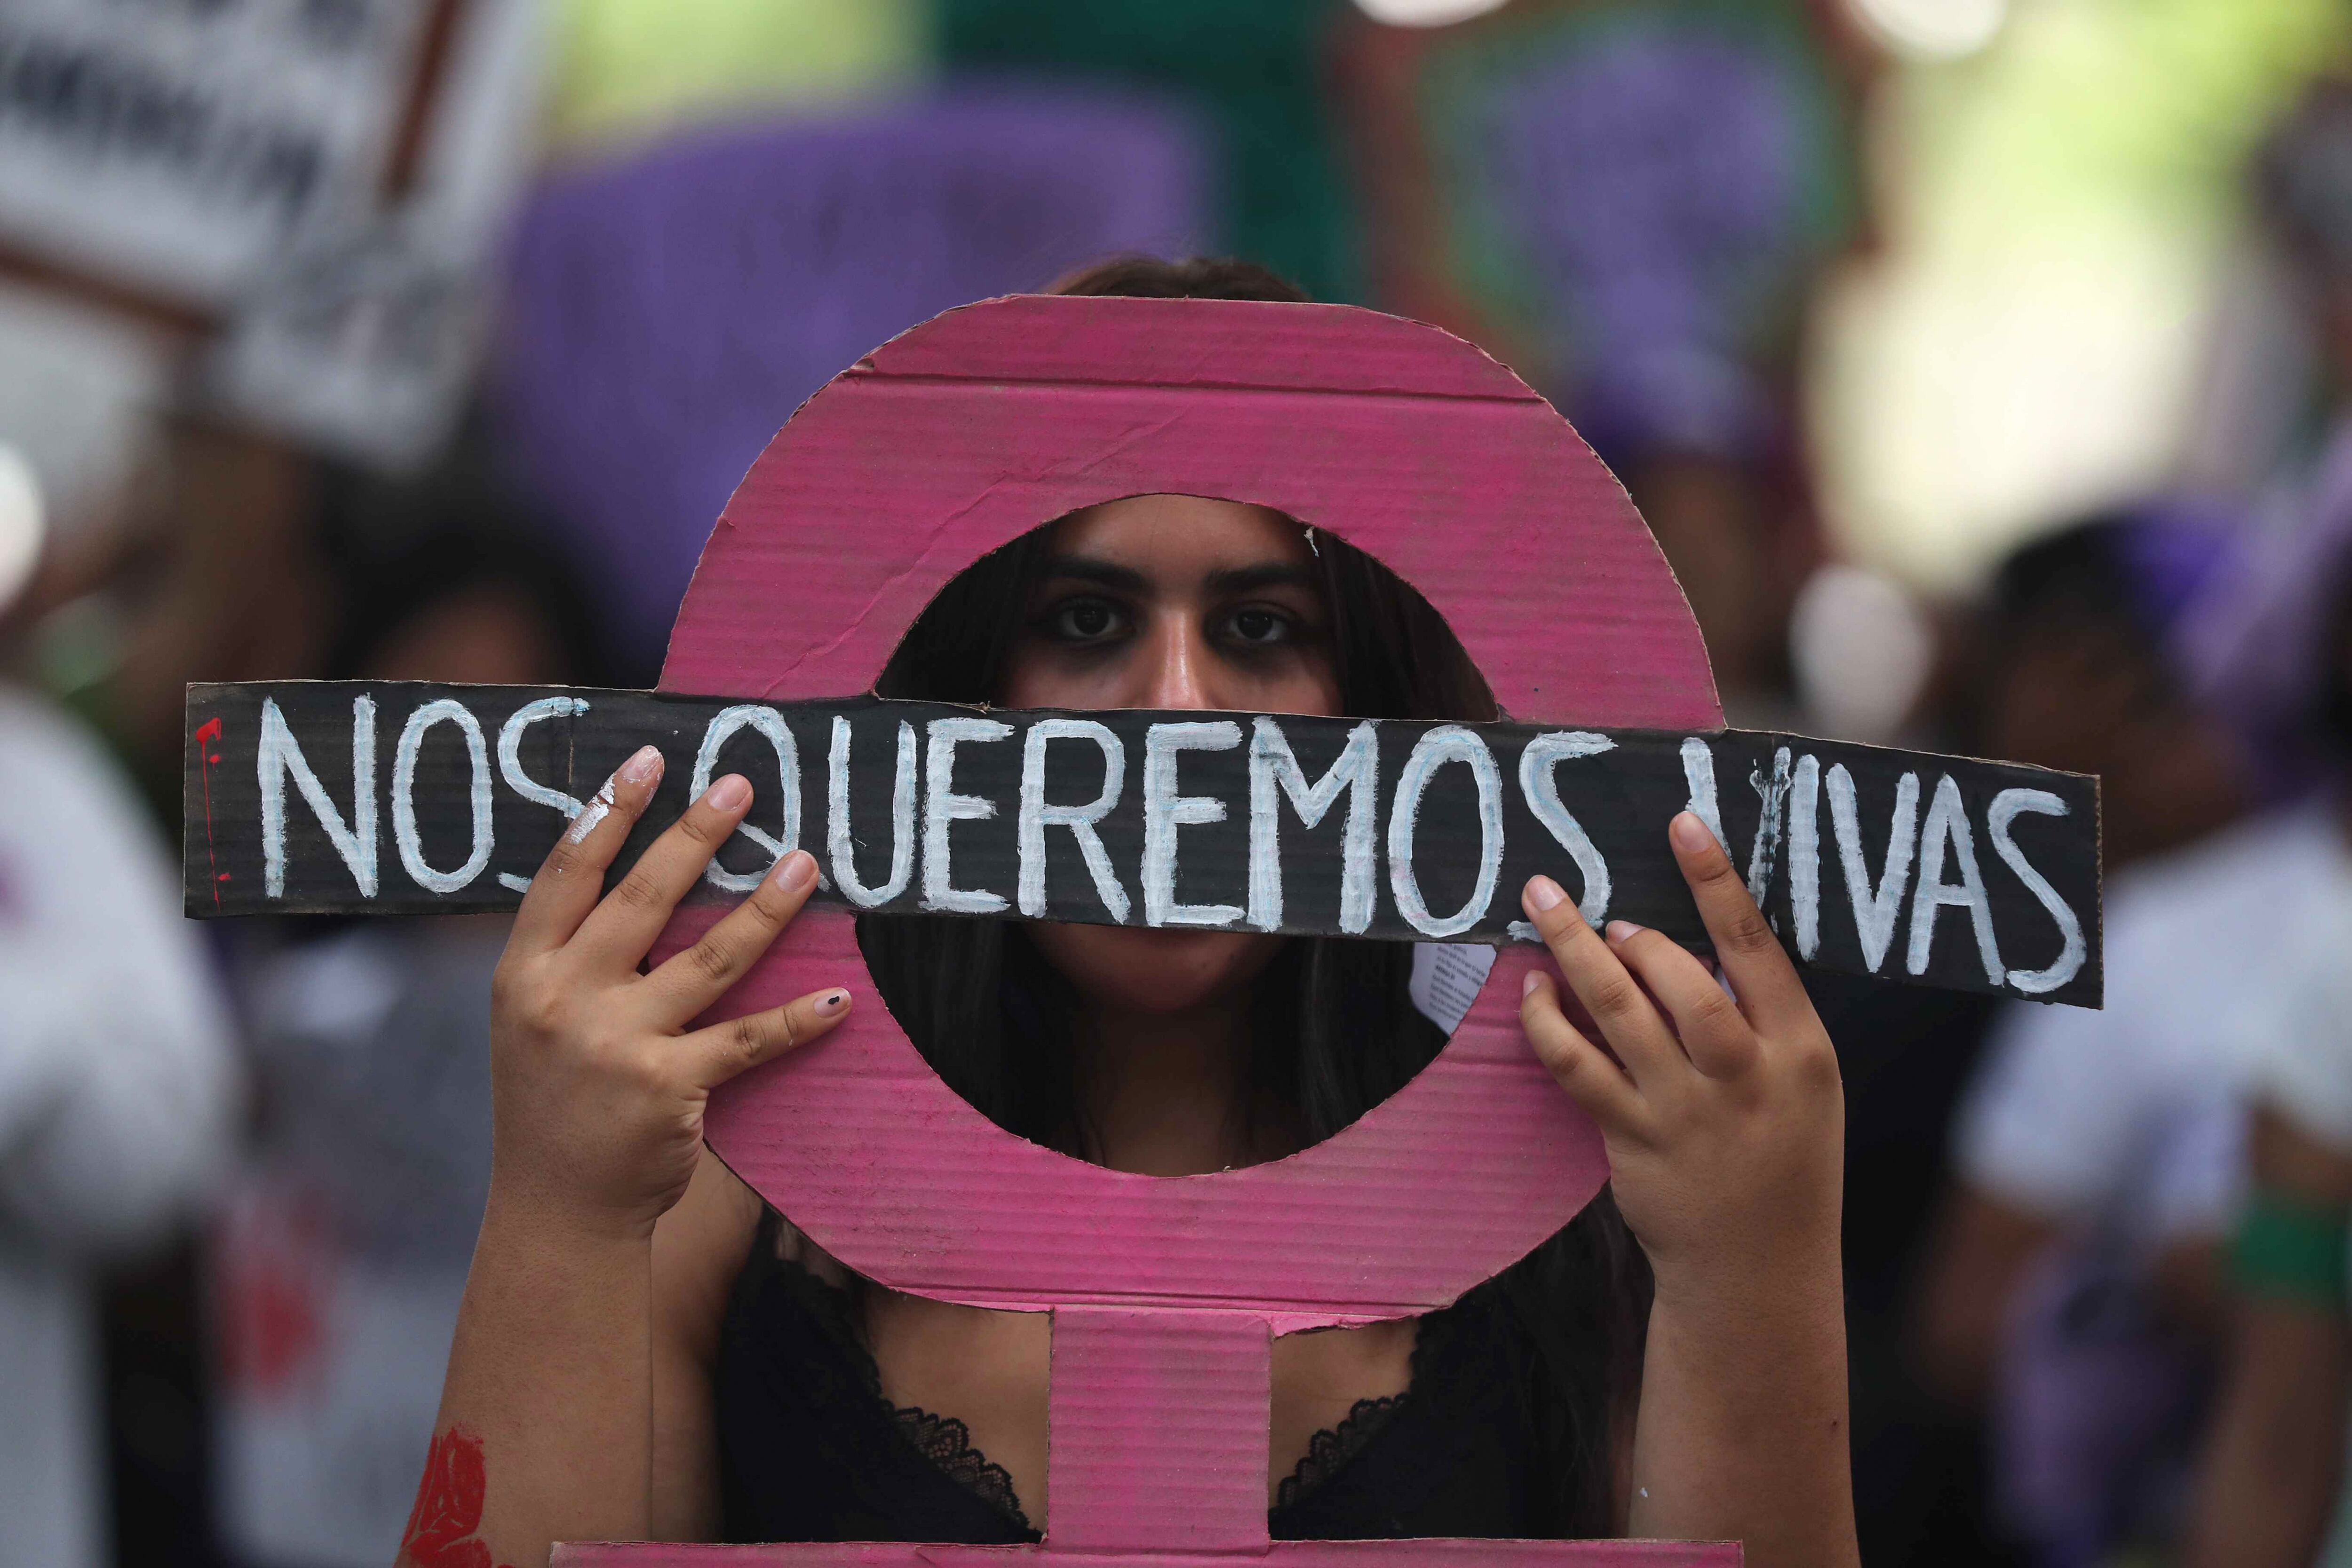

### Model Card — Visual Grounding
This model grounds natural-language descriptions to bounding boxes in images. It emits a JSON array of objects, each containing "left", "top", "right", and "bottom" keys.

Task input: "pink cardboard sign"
[{"left": 559, "top": 296, "right": 1738, "bottom": 1563}]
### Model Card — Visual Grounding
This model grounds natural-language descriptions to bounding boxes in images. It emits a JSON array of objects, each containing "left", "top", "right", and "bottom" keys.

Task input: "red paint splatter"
[
  {"left": 398, "top": 1427, "right": 513, "bottom": 1568},
  {"left": 195, "top": 716, "right": 225, "bottom": 907}
]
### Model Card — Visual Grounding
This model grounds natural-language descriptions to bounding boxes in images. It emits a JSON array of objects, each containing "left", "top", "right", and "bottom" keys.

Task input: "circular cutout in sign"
[{"left": 657, "top": 295, "right": 1718, "bottom": 1328}]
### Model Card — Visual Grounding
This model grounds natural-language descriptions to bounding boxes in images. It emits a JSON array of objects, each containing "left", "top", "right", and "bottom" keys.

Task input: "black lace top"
[{"left": 715, "top": 1206, "right": 1593, "bottom": 1542}]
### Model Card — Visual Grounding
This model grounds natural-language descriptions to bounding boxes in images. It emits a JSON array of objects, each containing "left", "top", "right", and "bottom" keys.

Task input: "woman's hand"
[
  {"left": 1518, "top": 809, "right": 1857, "bottom": 1568},
  {"left": 1517, "top": 808, "right": 1842, "bottom": 1301},
  {"left": 487, "top": 746, "right": 851, "bottom": 1241},
  {"left": 413, "top": 750, "right": 848, "bottom": 1565}
]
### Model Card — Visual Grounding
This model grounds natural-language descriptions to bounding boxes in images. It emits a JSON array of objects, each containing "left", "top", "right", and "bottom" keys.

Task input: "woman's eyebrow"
[
  {"left": 1203, "top": 562, "right": 1320, "bottom": 597},
  {"left": 1034, "top": 556, "right": 1151, "bottom": 594}
]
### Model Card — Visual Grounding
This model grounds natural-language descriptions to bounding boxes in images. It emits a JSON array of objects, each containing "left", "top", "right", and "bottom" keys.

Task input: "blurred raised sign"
[
  {"left": 1340, "top": 0, "right": 1850, "bottom": 439},
  {"left": 492, "top": 89, "right": 1209, "bottom": 669},
  {"left": 0, "top": 0, "right": 426, "bottom": 302},
  {"left": 0, "top": 0, "right": 545, "bottom": 468}
]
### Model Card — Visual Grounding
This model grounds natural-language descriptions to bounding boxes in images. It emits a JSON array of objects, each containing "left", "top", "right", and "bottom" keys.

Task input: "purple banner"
[{"left": 493, "top": 89, "right": 1210, "bottom": 668}]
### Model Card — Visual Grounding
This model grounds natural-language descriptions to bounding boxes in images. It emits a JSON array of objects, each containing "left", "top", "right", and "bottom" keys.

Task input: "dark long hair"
[{"left": 858, "top": 257, "right": 1649, "bottom": 1534}]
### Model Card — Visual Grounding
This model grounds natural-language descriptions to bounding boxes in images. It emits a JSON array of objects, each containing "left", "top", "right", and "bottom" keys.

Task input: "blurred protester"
[
  {"left": 35, "top": 409, "right": 348, "bottom": 1566},
  {"left": 210, "top": 462, "right": 610, "bottom": 1568},
  {"left": 1590, "top": 419, "right": 1805, "bottom": 719},
  {"left": 44, "top": 414, "right": 338, "bottom": 825},
  {"left": 1330, "top": 0, "right": 1853, "bottom": 708},
  {"left": 0, "top": 443, "right": 240, "bottom": 1568},
  {"left": 2184, "top": 434, "right": 2352, "bottom": 1568},
  {"left": 1819, "top": 509, "right": 2241, "bottom": 1567},
  {"left": 1918, "top": 512, "right": 2285, "bottom": 1567},
  {"left": 1807, "top": 971, "right": 2007, "bottom": 1568},
  {"left": 0, "top": 293, "right": 333, "bottom": 1563}
]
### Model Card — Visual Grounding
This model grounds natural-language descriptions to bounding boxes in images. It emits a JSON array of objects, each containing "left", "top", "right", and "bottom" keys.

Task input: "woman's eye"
[
  {"left": 1226, "top": 608, "right": 1290, "bottom": 645},
  {"left": 1047, "top": 600, "right": 1124, "bottom": 642}
]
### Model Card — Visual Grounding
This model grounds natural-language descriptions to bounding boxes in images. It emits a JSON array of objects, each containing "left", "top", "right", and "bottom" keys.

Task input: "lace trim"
[
  {"left": 889, "top": 1405, "right": 1035, "bottom": 1532},
  {"left": 763, "top": 1209, "right": 1421, "bottom": 1529},
  {"left": 760, "top": 1230, "right": 1036, "bottom": 1532},
  {"left": 1275, "top": 1391, "right": 1409, "bottom": 1511}
]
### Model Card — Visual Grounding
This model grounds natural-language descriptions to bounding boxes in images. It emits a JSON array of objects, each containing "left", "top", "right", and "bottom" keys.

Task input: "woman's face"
[{"left": 998, "top": 494, "right": 1340, "bottom": 1017}]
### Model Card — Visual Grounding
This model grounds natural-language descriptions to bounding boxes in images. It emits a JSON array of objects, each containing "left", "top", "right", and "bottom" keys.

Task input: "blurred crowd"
[{"left": 2, "top": 0, "right": 2351, "bottom": 1565}]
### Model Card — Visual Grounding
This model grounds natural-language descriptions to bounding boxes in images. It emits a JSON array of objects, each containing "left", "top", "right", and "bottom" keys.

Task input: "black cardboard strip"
[{"left": 183, "top": 682, "right": 2103, "bottom": 1007}]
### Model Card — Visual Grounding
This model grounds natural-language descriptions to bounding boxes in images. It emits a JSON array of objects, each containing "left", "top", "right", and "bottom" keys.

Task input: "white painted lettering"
[
  {"left": 1788, "top": 754, "right": 1822, "bottom": 959},
  {"left": 692, "top": 705, "right": 809, "bottom": 893},
  {"left": 1745, "top": 747, "right": 1793, "bottom": 908},
  {"left": 1907, "top": 773, "right": 2002, "bottom": 984},
  {"left": 922, "top": 717, "right": 1013, "bottom": 913},
  {"left": 1680, "top": 736, "right": 1724, "bottom": 847},
  {"left": 1248, "top": 717, "right": 1377, "bottom": 932},
  {"left": 1388, "top": 726, "right": 1504, "bottom": 939},
  {"left": 1517, "top": 730, "right": 1614, "bottom": 928},
  {"left": 259, "top": 694, "right": 378, "bottom": 898},
  {"left": 497, "top": 696, "right": 589, "bottom": 817},
  {"left": 1827, "top": 765, "right": 1919, "bottom": 973},
  {"left": 829, "top": 716, "right": 916, "bottom": 907},
  {"left": 1142, "top": 721, "right": 1245, "bottom": 928},
  {"left": 393, "top": 699, "right": 493, "bottom": 894},
  {"left": 1018, "top": 719, "right": 1130, "bottom": 922},
  {"left": 1683, "top": 738, "right": 1794, "bottom": 907},
  {"left": 1988, "top": 787, "right": 2086, "bottom": 994}
]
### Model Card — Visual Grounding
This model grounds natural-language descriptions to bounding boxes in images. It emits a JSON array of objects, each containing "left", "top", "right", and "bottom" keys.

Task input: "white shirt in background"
[
  {"left": 215, "top": 923, "right": 501, "bottom": 1568},
  {"left": 0, "top": 685, "right": 238, "bottom": 1568},
  {"left": 1958, "top": 801, "right": 2352, "bottom": 1253}
]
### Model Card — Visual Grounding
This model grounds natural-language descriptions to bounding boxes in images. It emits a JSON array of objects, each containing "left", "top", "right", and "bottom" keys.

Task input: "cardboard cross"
[{"left": 190, "top": 295, "right": 2100, "bottom": 1562}]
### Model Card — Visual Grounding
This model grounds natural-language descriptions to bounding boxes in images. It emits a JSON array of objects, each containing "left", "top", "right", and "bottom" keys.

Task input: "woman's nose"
[{"left": 1136, "top": 621, "right": 1217, "bottom": 710}]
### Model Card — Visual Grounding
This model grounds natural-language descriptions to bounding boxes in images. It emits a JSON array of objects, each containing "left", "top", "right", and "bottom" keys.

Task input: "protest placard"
[{"left": 189, "top": 683, "right": 2098, "bottom": 1006}]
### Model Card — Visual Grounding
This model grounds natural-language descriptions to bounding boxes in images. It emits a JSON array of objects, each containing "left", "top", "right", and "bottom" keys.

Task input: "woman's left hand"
[
  {"left": 1516, "top": 808, "right": 1843, "bottom": 1301},
  {"left": 1516, "top": 809, "right": 1856, "bottom": 1567}
]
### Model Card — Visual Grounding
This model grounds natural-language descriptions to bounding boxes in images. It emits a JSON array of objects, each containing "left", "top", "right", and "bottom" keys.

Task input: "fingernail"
[
  {"left": 814, "top": 989, "right": 850, "bottom": 1017},
  {"left": 707, "top": 774, "right": 750, "bottom": 812},
  {"left": 1523, "top": 875, "right": 1566, "bottom": 915},
  {"left": 620, "top": 744, "right": 663, "bottom": 785},
  {"left": 1605, "top": 920, "right": 1645, "bottom": 947},
  {"left": 1522, "top": 970, "right": 1542, "bottom": 998},
  {"left": 1670, "top": 811, "right": 1716, "bottom": 853},
  {"left": 771, "top": 849, "right": 817, "bottom": 893}
]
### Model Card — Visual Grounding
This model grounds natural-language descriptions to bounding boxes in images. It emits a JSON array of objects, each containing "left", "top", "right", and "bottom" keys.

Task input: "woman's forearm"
[
  {"left": 2185, "top": 1299, "right": 2349, "bottom": 1568},
  {"left": 403, "top": 759, "right": 846, "bottom": 1566},
  {"left": 1626, "top": 1245, "right": 1859, "bottom": 1568},
  {"left": 1515, "top": 828, "right": 1858, "bottom": 1567},
  {"left": 400, "top": 1187, "right": 655, "bottom": 1568}
]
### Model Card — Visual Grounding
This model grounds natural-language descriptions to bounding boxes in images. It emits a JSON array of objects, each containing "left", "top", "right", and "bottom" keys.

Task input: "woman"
[{"left": 407, "top": 260, "right": 1856, "bottom": 1568}]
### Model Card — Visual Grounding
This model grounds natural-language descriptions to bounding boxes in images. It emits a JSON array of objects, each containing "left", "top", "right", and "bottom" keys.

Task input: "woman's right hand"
[{"left": 487, "top": 745, "right": 850, "bottom": 1241}]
